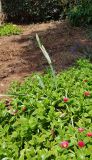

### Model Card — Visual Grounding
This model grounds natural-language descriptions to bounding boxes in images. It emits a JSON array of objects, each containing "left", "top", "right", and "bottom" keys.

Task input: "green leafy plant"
[
  {"left": 68, "top": 0, "right": 92, "bottom": 26},
  {"left": 2, "top": 0, "right": 92, "bottom": 26},
  {"left": 0, "top": 58, "right": 92, "bottom": 159},
  {"left": 0, "top": 23, "right": 22, "bottom": 36},
  {"left": 2, "top": 0, "right": 63, "bottom": 23}
]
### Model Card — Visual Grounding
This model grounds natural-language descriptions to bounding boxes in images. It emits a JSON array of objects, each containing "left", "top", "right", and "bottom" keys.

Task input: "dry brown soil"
[{"left": 0, "top": 21, "right": 92, "bottom": 93}]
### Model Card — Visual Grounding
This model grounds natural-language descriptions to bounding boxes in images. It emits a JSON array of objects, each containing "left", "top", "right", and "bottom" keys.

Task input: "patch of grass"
[
  {"left": 0, "top": 23, "right": 22, "bottom": 36},
  {"left": 0, "top": 59, "right": 92, "bottom": 159}
]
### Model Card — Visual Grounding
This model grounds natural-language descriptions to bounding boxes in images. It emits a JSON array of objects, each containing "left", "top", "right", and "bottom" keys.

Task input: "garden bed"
[
  {"left": 0, "top": 59, "right": 92, "bottom": 159},
  {"left": 0, "top": 21, "right": 92, "bottom": 93}
]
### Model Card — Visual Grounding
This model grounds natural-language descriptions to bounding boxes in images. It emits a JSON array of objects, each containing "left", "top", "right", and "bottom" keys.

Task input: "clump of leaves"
[
  {"left": 68, "top": 0, "right": 92, "bottom": 26},
  {"left": 0, "top": 23, "right": 22, "bottom": 36}
]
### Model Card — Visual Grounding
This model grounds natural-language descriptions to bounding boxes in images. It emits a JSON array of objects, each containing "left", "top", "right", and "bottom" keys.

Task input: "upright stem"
[
  {"left": 50, "top": 64, "right": 55, "bottom": 79},
  {"left": 50, "top": 64, "right": 57, "bottom": 89},
  {"left": 0, "top": 0, "right": 2, "bottom": 26}
]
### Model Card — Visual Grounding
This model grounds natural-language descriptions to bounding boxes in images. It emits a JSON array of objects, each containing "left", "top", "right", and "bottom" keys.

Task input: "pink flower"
[
  {"left": 60, "top": 141, "right": 69, "bottom": 148},
  {"left": 84, "top": 91, "right": 90, "bottom": 97},
  {"left": 78, "top": 128, "right": 84, "bottom": 132},
  {"left": 86, "top": 132, "right": 92, "bottom": 137},
  {"left": 63, "top": 97, "right": 69, "bottom": 102},
  {"left": 78, "top": 141, "right": 85, "bottom": 148}
]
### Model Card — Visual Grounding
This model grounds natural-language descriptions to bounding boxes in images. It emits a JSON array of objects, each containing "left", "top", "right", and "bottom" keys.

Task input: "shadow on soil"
[{"left": 11, "top": 21, "right": 92, "bottom": 73}]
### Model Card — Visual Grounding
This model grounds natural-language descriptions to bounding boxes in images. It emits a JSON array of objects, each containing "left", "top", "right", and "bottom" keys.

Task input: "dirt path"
[{"left": 0, "top": 21, "right": 91, "bottom": 93}]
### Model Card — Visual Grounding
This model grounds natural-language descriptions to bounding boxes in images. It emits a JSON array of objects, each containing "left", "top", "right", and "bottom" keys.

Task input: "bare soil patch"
[{"left": 0, "top": 21, "right": 91, "bottom": 93}]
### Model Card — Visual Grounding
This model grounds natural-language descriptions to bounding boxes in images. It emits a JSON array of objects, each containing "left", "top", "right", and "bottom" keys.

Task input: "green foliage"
[
  {"left": 0, "top": 59, "right": 92, "bottom": 159},
  {"left": 2, "top": 0, "right": 63, "bottom": 23},
  {"left": 0, "top": 23, "right": 22, "bottom": 36},
  {"left": 68, "top": 0, "right": 92, "bottom": 26},
  {"left": 2, "top": 0, "right": 92, "bottom": 26}
]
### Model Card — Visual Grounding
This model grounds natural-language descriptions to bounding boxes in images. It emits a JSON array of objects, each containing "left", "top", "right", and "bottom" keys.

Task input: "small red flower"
[
  {"left": 84, "top": 91, "right": 90, "bottom": 97},
  {"left": 78, "top": 128, "right": 84, "bottom": 132},
  {"left": 78, "top": 141, "right": 85, "bottom": 148},
  {"left": 60, "top": 141, "right": 69, "bottom": 148},
  {"left": 86, "top": 132, "right": 92, "bottom": 137},
  {"left": 63, "top": 97, "right": 69, "bottom": 102}
]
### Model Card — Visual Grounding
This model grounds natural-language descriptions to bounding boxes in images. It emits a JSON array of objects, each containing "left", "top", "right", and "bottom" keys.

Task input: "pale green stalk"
[{"left": 36, "top": 34, "right": 57, "bottom": 88}]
